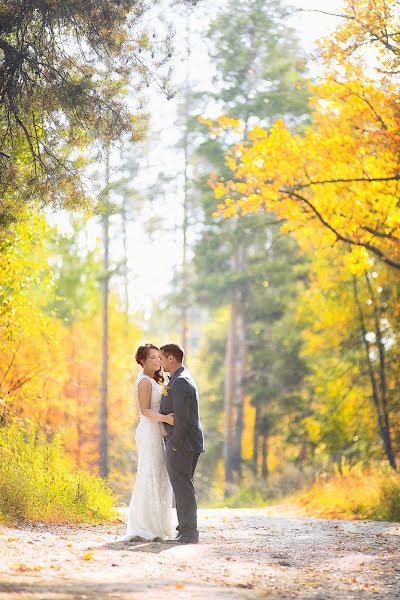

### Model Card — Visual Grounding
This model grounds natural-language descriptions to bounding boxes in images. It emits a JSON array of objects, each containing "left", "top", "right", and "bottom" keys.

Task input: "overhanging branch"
[{"left": 284, "top": 189, "right": 400, "bottom": 270}]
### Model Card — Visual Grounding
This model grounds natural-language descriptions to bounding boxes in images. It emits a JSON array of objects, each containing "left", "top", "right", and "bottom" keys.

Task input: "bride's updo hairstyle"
[{"left": 135, "top": 343, "right": 163, "bottom": 383}]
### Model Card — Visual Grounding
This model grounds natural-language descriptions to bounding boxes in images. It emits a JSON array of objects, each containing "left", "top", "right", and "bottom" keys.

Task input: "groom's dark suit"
[{"left": 160, "top": 366, "right": 204, "bottom": 538}]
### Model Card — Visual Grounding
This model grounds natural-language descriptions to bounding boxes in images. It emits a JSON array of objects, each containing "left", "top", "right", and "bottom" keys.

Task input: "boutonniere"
[{"left": 160, "top": 381, "right": 169, "bottom": 396}]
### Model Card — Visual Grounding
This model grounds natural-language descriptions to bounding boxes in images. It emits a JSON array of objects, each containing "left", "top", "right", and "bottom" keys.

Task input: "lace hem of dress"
[{"left": 118, "top": 528, "right": 171, "bottom": 542}]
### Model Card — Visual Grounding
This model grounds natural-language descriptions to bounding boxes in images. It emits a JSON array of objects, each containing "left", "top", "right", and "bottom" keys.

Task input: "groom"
[{"left": 159, "top": 343, "right": 205, "bottom": 544}]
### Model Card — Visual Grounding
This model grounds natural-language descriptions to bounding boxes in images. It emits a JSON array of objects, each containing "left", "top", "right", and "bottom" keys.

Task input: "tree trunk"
[
  {"left": 252, "top": 399, "right": 261, "bottom": 475},
  {"left": 75, "top": 353, "right": 83, "bottom": 469},
  {"left": 76, "top": 382, "right": 83, "bottom": 469},
  {"left": 296, "top": 435, "right": 308, "bottom": 468},
  {"left": 261, "top": 418, "right": 269, "bottom": 482},
  {"left": 232, "top": 244, "right": 246, "bottom": 479},
  {"left": 181, "top": 13, "right": 191, "bottom": 356},
  {"left": 100, "top": 143, "right": 110, "bottom": 479},
  {"left": 224, "top": 297, "right": 236, "bottom": 495},
  {"left": 365, "top": 272, "right": 396, "bottom": 470},
  {"left": 121, "top": 196, "right": 130, "bottom": 322},
  {"left": 353, "top": 276, "right": 396, "bottom": 470}
]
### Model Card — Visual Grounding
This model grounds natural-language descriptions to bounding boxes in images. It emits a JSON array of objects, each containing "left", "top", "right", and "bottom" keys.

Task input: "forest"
[{"left": 0, "top": 0, "right": 399, "bottom": 523}]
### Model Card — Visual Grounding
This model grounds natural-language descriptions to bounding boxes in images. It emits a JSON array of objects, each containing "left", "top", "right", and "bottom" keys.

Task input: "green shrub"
[
  {"left": 216, "top": 485, "right": 272, "bottom": 508},
  {"left": 0, "top": 421, "right": 115, "bottom": 524}
]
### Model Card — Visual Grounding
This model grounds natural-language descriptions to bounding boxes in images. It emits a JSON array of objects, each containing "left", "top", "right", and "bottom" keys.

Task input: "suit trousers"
[{"left": 165, "top": 447, "right": 200, "bottom": 535}]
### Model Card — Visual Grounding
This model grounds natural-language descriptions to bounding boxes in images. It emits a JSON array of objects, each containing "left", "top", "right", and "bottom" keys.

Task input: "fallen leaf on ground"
[{"left": 11, "top": 563, "right": 42, "bottom": 572}]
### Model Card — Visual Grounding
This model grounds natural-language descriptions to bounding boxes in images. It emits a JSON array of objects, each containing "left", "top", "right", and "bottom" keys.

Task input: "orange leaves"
[
  {"left": 216, "top": 114, "right": 242, "bottom": 131},
  {"left": 0, "top": 212, "right": 144, "bottom": 487},
  {"left": 197, "top": 115, "right": 214, "bottom": 128},
  {"left": 213, "top": 182, "right": 228, "bottom": 200},
  {"left": 0, "top": 214, "right": 65, "bottom": 424},
  {"left": 197, "top": 113, "right": 243, "bottom": 138},
  {"left": 60, "top": 302, "right": 143, "bottom": 473}
]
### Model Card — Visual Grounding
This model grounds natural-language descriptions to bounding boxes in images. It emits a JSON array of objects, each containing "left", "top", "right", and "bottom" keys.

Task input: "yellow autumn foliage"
[
  {"left": 211, "top": 0, "right": 400, "bottom": 273},
  {"left": 0, "top": 211, "right": 144, "bottom": 510}
]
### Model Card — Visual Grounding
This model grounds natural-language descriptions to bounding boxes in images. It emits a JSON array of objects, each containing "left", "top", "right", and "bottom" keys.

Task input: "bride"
[{"left": 120, "top": 343, "right": 174, "bottom": 541}]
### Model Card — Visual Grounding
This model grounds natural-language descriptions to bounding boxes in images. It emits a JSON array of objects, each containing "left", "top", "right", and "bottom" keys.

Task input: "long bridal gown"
[{"left": 121, "top": 373, "right": 173, "bottom": 541}]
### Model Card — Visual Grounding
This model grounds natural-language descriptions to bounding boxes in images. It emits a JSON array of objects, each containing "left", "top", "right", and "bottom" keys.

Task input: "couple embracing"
[{"left": 120, "top": 343, "right": 204, "bottom": 545}]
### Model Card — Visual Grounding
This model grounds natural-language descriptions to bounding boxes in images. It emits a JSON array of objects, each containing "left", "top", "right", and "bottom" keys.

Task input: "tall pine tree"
[{"left": 192, "top": 0, "right": 311, "bottom": 493}]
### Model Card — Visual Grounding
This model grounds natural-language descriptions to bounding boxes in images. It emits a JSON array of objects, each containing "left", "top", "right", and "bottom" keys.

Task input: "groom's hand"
[{"left": 165, "top": 413, "right": 174, "bottom": 426}]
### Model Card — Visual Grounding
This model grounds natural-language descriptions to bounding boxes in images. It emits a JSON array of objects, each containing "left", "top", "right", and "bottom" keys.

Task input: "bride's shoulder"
[{"left": 136, "top": 373, "right": 158, "bottom": 387}]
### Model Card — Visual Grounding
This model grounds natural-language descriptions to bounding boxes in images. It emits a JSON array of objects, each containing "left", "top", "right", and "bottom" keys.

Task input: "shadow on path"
[
  {"left": 0, "top": 578, "right": 249, "bottom": 599},
  {"left": 103, "top": 540, "right": 177, "bottom": 554}
]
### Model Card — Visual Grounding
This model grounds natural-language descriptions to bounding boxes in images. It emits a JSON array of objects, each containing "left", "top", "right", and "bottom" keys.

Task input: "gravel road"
[{"left": 0, "top": 506, "right": 399, "bottom": 599}]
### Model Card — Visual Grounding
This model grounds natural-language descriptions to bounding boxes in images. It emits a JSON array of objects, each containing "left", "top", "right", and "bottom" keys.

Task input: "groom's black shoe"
[{"left": 166, "top": 533, "right": 199, "bottom": 544}]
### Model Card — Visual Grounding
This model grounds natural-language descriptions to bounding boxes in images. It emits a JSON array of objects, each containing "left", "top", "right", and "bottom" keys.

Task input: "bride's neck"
[{"left": 143, "top": 368, "right": 155, "bottom": 378}]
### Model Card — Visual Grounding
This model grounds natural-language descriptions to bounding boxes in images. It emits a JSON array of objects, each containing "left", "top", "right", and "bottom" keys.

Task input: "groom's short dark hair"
[{"left": 160, "top": 343, "right": 184, "bottom": 363}]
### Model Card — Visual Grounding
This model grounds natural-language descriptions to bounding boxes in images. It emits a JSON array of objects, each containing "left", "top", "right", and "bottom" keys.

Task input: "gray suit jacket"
[{"left": 160, "top": 366, "right": 205, "bottom": 453}]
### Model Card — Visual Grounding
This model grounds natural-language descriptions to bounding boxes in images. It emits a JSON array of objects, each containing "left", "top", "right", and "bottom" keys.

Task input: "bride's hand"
[{"left": 165, "top": 413, "right": 174, "bottom": 426}]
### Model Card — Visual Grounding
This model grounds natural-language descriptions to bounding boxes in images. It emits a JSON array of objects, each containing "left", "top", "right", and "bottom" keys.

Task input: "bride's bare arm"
[{"left": 137, "top": 379, "right": 174, "bottom": 424}]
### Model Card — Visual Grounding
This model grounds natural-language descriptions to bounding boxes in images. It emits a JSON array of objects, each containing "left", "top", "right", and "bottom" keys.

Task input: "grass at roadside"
[
  {"left": 298, "top": 463, "right": 400, "bottom": 522},
  {"left": 199, "top": 462, "right": 400, "bottom": 523},
  {"left": 0, "top": 421, "right": 115, "bottom": 525}
]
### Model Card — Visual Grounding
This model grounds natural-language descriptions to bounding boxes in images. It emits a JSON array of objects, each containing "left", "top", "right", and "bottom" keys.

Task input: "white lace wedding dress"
[{"left": 121, "top": 373, "right": 173, "bottom": 541}]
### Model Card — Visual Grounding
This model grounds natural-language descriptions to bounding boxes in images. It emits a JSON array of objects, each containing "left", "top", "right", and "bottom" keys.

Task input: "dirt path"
[{"left": 1, "top": 506, "right": 399, "bottom": 599}]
